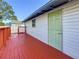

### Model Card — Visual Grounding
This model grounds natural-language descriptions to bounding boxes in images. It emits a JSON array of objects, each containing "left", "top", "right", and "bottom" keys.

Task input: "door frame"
[{"left": 48, "top": 9, "right": 63, "bottom": 51}]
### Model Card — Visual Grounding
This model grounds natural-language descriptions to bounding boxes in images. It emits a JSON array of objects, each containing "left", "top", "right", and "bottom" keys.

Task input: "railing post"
[
  {"left": 25, "top": 26, "right": 27, "bottom": 34},
  {"left": 18, "top": 26, "right": 19, "bottom": 34}
]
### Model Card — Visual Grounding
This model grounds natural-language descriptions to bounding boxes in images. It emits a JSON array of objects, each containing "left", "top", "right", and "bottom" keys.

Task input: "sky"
[{"left": 5, "top": 0, "right": 50, "bottom": 21}]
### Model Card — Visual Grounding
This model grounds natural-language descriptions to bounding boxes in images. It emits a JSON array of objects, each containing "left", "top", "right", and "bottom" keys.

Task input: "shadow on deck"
[{"left": 0, "top": 33, "right": 72, "bottom": 59}]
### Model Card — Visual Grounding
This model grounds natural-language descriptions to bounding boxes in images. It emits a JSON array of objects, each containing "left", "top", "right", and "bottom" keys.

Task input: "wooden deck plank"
[{"left": 0, "top": 33, "right": 73, "bottom": 59}]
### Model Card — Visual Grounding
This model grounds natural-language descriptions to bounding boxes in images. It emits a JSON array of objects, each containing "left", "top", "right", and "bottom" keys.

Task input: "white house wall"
[
  {"left": 62, "top": 0, "right": 79, "bottom": 59},
  {"left": 25, "top": 0, "right": 79, "bottom": 58},
  {"left": 26, "top": 13, "right": 48, "bottom": 44},
  {"left": 11, "top": 24, "right": 19, "bottom": 33},
  {"left": 11, "top": 23, "right": 23, "bottom": 33}
]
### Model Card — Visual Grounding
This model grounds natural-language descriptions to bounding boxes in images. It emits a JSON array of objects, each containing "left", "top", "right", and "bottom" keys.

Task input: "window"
[{"left": 32, "top": 19, "right": 36, "bottom": 27}]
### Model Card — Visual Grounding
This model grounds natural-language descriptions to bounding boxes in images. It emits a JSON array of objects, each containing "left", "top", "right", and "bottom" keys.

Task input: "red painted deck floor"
[{"left": 0, "top": 33, "right": 73, "bottom": 59}]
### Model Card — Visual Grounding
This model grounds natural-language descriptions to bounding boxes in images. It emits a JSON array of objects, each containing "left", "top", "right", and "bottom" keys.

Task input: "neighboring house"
[
  {"left": 11, "top": 20, "right": 22, "bottom": 33},
  {"left": 23, "top": 0, "right": 79, "bottom": 59}
]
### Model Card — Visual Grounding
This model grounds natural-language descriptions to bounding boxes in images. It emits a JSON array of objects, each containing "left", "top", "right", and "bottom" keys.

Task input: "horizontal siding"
[
  {"left": 11, "top": 24, "right": 19, "bottom": 33},
  {"left": 25, "top": 14, "right": 48, "bottom": 44},
  {"left": 62, "top": 1, "right": 79, "bottom": 59}
]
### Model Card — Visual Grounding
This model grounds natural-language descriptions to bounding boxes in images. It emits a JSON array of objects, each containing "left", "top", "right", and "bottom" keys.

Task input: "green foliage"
[
  {"left": 0, "top": 0, "right": 17, "bottom": 22},
  {"left": 0, "top": 22, "right": 5, "bottom": 26},
  {"left": 0, "top": 0, "right": 2, "bottom": 2},
  {"left": 11, "top": 16, "right": 17, "bottom": 20}
]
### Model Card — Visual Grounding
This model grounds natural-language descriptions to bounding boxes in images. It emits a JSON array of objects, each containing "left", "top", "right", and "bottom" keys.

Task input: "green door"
[{"left": 48, "top": 10, "right": 62, "bottom": 50}]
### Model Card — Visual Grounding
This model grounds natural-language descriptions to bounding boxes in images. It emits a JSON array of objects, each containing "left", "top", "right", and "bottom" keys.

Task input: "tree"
[{"left": 0, "top": 0, "right": 17, "bottom": 25}]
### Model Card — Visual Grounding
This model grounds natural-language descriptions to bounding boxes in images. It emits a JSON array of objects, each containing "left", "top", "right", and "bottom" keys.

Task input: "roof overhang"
[{"left": 23, "top": 0, "right": 73, "bottom": 22}]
